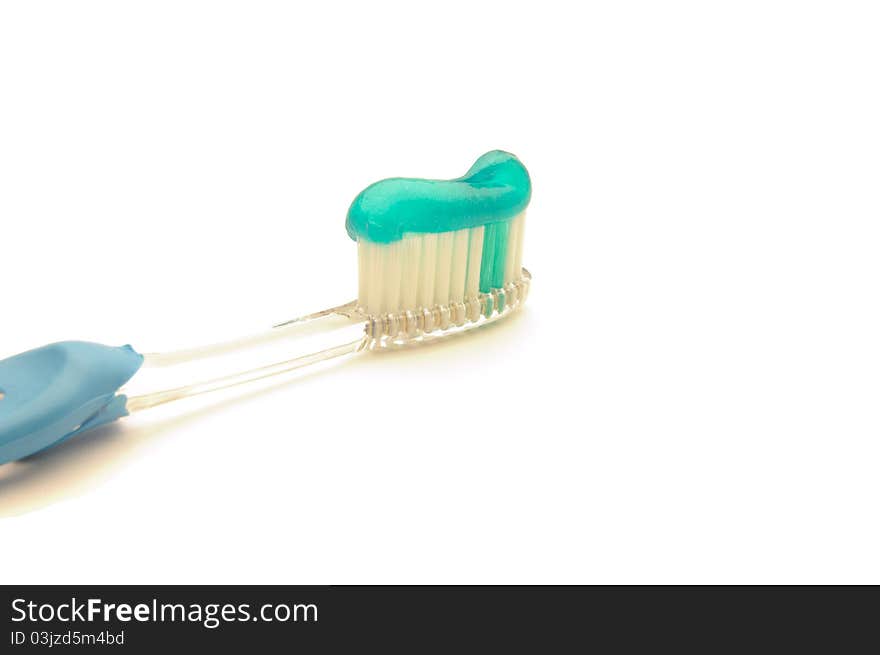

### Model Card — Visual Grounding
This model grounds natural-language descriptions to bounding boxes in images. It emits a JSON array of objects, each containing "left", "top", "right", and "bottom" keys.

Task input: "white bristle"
[
  {"left": 416, "top": 233, "right": 438, "bottom": 308},
  {"left": 434, "top": 231, "right": 454, "bottom": 306},
  {"left": 382, "top": 240, "right": 402, "bottom": 313},
  {"left": 504, "top": 214, "right": 522, "bottom": 284},
  {"left": 357, "top": 212, "right": 526, "bottom": 317},
  {"left": 513, "top": 213, "right": 526, "bottom": 278},
  {"left": 358, "top": 240, "right": 369, "bottom": 304},
  {"left": 360, "top": 241, "right": 375, "bottom": 312},
  {"left": 369, "top": 241, "right": 382, "bottom": 313},
  {"left": 465, "top": 226, "right": 484, "bottom": 299},
  {"left": 400, "top": 235, "right": 420, "bottom": 310},
  {"left": 449, "top": 229, "right": 469, "bottom": 303}
]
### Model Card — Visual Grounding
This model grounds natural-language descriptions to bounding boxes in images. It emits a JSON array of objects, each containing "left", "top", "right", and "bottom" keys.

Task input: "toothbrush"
[{"left": 0, "top": 150, "right": 532, "bottom": 465}]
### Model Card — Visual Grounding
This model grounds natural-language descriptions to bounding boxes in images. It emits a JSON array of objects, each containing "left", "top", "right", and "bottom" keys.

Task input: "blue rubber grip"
[{"left": 0, "top": 341, "right": 143, "bottom": 465}]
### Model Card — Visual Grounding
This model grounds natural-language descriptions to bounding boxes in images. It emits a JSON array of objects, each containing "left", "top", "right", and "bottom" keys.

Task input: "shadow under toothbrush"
[{"left": 0, "top": 308, "right": 530, "bottom": 516}]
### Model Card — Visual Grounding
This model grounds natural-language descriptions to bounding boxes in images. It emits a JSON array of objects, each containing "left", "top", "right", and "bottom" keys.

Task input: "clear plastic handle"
[{"left": 123, "top": 302, "right": 368, "bottom": 413}]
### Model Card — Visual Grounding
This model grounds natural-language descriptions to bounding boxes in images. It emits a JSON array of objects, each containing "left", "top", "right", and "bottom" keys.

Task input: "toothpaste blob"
[
  {"left": 347, "top": 150, "right": 532, "bottom": 315},
  {"left": 346, "top": 150, "right": 531, "bottom": 243}
]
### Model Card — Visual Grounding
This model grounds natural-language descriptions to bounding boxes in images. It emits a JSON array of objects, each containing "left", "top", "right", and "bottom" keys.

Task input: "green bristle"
[
  {"left": 490, "top": 220, "right": 510, "bottom": 289},
  {"left": 479, "top": 223, "right": 497, "bottom": 293}
]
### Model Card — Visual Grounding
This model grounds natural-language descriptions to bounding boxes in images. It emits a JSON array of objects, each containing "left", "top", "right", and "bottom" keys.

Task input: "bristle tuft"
[{"left": 358, "top": 212, "right": 526, "bottom": 317}]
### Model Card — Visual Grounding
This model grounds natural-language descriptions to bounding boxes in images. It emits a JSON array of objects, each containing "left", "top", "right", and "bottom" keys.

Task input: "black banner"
[{"left": 1, "top": 586, "right": 875, "bottom": 651}]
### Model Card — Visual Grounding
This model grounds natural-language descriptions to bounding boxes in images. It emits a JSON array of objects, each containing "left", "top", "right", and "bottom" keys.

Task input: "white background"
[{"left": 1, "top": 2, "right": 878, "bottom": 584}]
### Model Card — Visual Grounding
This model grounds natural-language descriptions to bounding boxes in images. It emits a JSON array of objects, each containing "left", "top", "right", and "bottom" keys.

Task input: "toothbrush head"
[{"left": 346, "top": 150, "right": 532, "bottom": 344}]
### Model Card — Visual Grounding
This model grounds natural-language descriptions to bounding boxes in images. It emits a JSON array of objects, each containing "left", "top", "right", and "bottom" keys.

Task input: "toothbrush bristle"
[{"left": 357, "top": 212, "right": 526, "bottom": 317}]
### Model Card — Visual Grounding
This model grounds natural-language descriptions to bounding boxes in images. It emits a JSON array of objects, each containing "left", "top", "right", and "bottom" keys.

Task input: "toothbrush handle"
[
  {"left": 0, "top": 302, "right": 364, "bottom": 465},
  {"left": 0, "top": 342, "right": 144, "bottom": 465},
  {"left": 125, "top": 337, "right": 366, "bottom": 412},
  {"left": 123, "top": 300, "right": 367, "bottom": 412}
]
